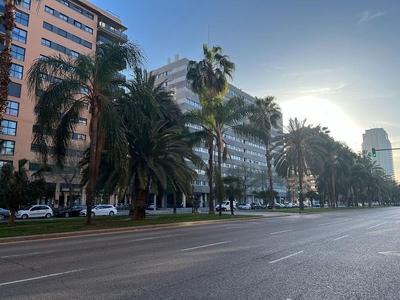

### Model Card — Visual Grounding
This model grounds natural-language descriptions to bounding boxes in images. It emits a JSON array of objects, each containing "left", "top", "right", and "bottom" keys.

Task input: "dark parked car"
[
  {"left": 54, "top": 205, "right": 87, "bottom": 218},
  {"left": 0, "top": 208, "right": 10, "bottom": 220},
  {"left": 267, "top": 203, "right": 282, "bottom": 209},
  {"left": 251, "top": 203, "right": 262, "bottom": 209}
]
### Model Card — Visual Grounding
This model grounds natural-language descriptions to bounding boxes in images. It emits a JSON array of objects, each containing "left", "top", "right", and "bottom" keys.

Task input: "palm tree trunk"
[
  {"left": 85, "top": 107, "right": 100, "bottom": 225},
  {"left": 217, "top": 139, "right": 223, "bottom": 217},
  {"left": 298, "top": 157, "right": 304, "bottom": 211},
  {"left": 0, "top": 0, "right": 15, "bottom": 123},
  {"left": 266, "top": 146, "right": 275, "bottom": 211},
  {"left": 207, "top": 135, "right": 215, "bottom": 214},
  {"left": 7, "top": 210, "right": 15, "bottom": 225}
]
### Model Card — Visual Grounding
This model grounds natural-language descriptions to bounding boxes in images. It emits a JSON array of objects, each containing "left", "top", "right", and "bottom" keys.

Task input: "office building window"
[
  {"left": 43, "top": 22, "right": 53, "bottom": 31},
  {"left": 9, "top": 83, "right": 21, "bottom": 98},
  {"left": 1, "top": 120, "right": 17, "bottom": 136},
  {"left": 60, "top": 0, "right": 69, "bottom": 6},
  {"left": 41, "top": 38, "right": 51, "bottom": 47},
  {"left": 70, "top": 50, "right": 79, "bottom": 58},
  {"left": 0, "top": 160, "right": 13, "bottom": 168},
  {"left": 72, "top": 35, "right": 81, "bottom": 43},
  {"left": 44, "top": 6, "right": 54, "bottom": 15},
  {"left": 59, "top": 13, "right": 68, "bottom": 22},
  {"left": 76, "top": 117, "right": 87, "bottom": 126},
  {"left": 15, "top": 10, "right": 29, "bottom": 26},
  {"left": 19, "top": 0, "right": 30, "bottom": 9},
  {"left": 72, "top": 133, "right": 86, "bottom": 141},
  {"left": 56, "top": 44, "right": 66, "bottom": 53},
  {"left": 74, "top": 20, "right": 82, "bottom": 28},
  {"left": 12, "top": 28, "right": 27, "bottom": 44},
  {"left": 11, "top": 44, "right": 25, "bottom": 61},
  {"left": 10, "top": 64, "right": 23, "bottom": 79},
  {"left": 85, "top": 12, "right": 94, "bottom": 20},
  {"left": 74, "top": 6, "right": 82, "bottom": 14},
  {"left": 58, "top": 28, "right": 67, "bottom": 37},
  {"left": 5, "top": 101, "right": 19, "bottom": 117},
  {"left": 85, "top": 26, "right": 93, "bottom": 34},
  {"left": 0, "top": 140, "right": 15, "bottom": 155},
  {"left": 83, "top": 41, "right": 92, "bottom": 49}
]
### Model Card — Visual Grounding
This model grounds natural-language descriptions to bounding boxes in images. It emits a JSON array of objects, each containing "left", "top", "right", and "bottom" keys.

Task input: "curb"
[{"left": 0, "top": 214, "right": 291, "bottom": 244}]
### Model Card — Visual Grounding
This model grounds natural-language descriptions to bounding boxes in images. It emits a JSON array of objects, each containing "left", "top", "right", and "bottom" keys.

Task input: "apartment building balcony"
[{"left": 97, "top": 21, "right": 128, "bottom": 44}]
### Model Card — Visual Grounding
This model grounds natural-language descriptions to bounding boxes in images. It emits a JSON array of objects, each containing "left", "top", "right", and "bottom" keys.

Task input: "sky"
[{"left": 90, "top": 0, "right": 400, "bottom": 180}]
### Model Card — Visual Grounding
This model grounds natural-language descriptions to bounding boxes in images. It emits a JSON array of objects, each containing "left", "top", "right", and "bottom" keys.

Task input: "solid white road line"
[
  {"left": 367, "top": 222, "right": 387, "bottom": 229},
  {"left": 270, "top": 229, "right": 292, "bottom": 235},
  {"left": 180, "top": 241, "right": 231, "bottom": 252},
  {"left": 268, "top": 251, "right": 304, "bottom": 264},
  {"left": 317, "top": 220, "right": 347, "bottom": 226},
  {"left": 1, "top": 251, "right": 55, "bottom": 259},
  {"left": 0, "top": 269, "right": 85, "bottom": 286},
  {"left": 131, "top": 234, "right": 180, "bottom": 242},
  {"left": 334, "top": 235, "right": 349, "bottom": 241},
  {"left": 378, "top": 251, "right": 400, "bottom": 257}
]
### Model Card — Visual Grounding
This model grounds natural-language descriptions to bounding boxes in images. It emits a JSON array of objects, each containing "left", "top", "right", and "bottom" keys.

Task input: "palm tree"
[
  {"left": 274, "top": 118, "right": 327, "bottom": 210},
  {"left": 0, "top": 0, "right": 40, "bottom": 123},
  {"left": 0, "top": 159, "right": 47, "bottom": 225},
  {"left": 186, "top": 44, "right": 235, "bottom": 214},
  {"left": 87, "top": 68, "right": 200, "bottom": 220},
  {"left": 235, "top": 96, "right": 281, "bottom": 210},
  {"left": 26, "top": 42, "right": 143, "bottom": 225}
]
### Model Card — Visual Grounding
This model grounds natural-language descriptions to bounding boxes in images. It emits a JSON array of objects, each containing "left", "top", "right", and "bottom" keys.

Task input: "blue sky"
[{"left": 90, "top": 0, "right": 400, "bottom": 179}]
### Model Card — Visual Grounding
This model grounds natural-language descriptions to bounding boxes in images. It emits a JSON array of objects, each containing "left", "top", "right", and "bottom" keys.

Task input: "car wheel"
[
  {"left": 109, "top": 211, "right": 114, "bottom": 216},
  {"left": 91, "top": 212, "right": 95, "bottom": 217},
  {"left": 65, "top": 212, "right": 70, "bottom": 218},
  {"left": 21, "top": 214, "right": 28, "bottom": 220},
  {"left": 45, "top": 213, "right": 51, "bottom": 218},
  {"left": 0, "top": 214, "right": 4, "bottom": 220}
]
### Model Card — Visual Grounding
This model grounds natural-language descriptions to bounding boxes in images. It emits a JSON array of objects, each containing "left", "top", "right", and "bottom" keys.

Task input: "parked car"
[
  {"left": 216, "top": 200, "right": 237, "bottom": 211},
  {"left": 267, "top": 203, "right": 282, "bottom": 209},
  {"left": 238, "top": 203, "right": 251, "bottom": 210},
  {"left": 0, "top": 208, "right": 10, "bottom": 220},
  {"left": 16, "top": 205, "right": 53, "bottom": 219},
  {"left": 53, "top": 205, "right": 87, "bottom": 218},
  {"left": 250, "top": 202, "right": 262, "bottom": 209},
  {"left": 80, "top": 205, "right": 117, "bottom": 217},
  {"left": 147, "top": 202, "right": 160, "bottom": 210}
]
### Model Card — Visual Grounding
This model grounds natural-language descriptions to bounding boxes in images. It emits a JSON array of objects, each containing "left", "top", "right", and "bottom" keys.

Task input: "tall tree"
[
  {"left": 186, "top": 44, "right": 235, "bottom": 214},
  {"left": 0, "top": 159, "right": 47, "bottom": 225},
  {"left": 0, "top": 0, "right": 40, "bottom": 123},
  {"left": 26, "top": 42, "right": 143, "bottom": 225},
  {"left": 235, "top": 96, "right": 281, "bottom": 210},
  {"left": 274, "top": 118, "right": 327, "bottom": 210}
]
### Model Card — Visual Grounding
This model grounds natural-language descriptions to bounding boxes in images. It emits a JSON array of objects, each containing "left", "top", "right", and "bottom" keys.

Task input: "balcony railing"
[{"left": 97, "top": 22, "right": 128, "bottom": 42}]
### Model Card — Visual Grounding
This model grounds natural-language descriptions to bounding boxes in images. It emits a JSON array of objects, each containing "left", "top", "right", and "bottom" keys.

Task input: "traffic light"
[
  {"left": 372, "top": 148, "right": 376, "bottom": 157},
  {"left": 297, "top": 188, "right": 301, "bottom": 194}
]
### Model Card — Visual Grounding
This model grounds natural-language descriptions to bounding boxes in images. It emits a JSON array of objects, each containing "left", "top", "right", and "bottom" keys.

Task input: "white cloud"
[{"left": 357, "top": 11, "right": 388, "bottom": 25}]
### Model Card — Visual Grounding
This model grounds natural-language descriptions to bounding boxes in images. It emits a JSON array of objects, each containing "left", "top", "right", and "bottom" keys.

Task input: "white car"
[
  {"left": 16, "top": 205, "right": 53, "bottom": 219},
  {"left": 80, "top": 205, "right": 117, "bottom": 217},
  {"left": 238, "top": 203, "right": 251, "bottom": 210}
]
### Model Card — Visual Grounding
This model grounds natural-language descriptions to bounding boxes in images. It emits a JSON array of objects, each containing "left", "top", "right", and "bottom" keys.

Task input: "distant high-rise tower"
[{"left": 362, "top": 128, "right": 395, "bottom": 178}]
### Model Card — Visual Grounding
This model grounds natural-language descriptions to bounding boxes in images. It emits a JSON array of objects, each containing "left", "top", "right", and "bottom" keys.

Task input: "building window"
[
  {"left": 18, "top": 0, "right": 30, "bottom": 10},
  {"left": 70, "top": 50, "right": 79, "bottom": 58},
  {"left": 60, "top": 0, "right": 69, "bottom": 6},
  {"left": 58, "top": 28, "right": 67, "bottom": 37},
  {"left": 9, "top": 83, "right": 21, "bottom": 98},
  {"left": 74, "top": 20, "right": 82, "bottom": 28},
  {"left": 1, "top": 120, "right": 17, "bottom": 136},
  {"left": 11, "top": 44, "right": 25, "bottom": 61},
  {"left": 10, "top": 64, "right": 23, "bottom": 79},
  {"left": 0, "top": 141, "right": 15, "bottom": 156},
  {"left": 72, "top": 133, "right": 86, "bottom": 141},
  {"left": 74, "top": 6, "right": 82, "bottom": 14},
  {"left": 43, "top": 22, "right": 53, "bottom": 31},
  {"left": 44, "top": 6, "right": 54, "bottom": 15},
  {"left": 59, "top": 13, "right": 68, "bottom": 22},
  {"left": 0, "top": 160, "right": 13, "bottom": 168},
  {"left": 85, "top": 12, "right": 94, "bottom": 20},
  {"left": 56, "top": 44, "right": 67, "bottom": 53},
  {"left": 72, "top": 35, "right": 81, "bottom": 43},
  {"left": 15, "top": 10, "right": 29, "bottom": 26},
  {"left": 5, "top": 101, "right": 19, "bottom": 117},
  {"left": 12, "top": 28, "right": 27, "bottom": 44},
  {"left": 85, "top": 26, "right": 93, "bottom": 34},
  {"left": 41, "top": 38, "right": 51, "bottom": 47},
  {"left": 83, "top": 41, "right": 92, "bottom": 49},
  {"left": 76, "top": 117, "right": 87, "bottom": 126}
]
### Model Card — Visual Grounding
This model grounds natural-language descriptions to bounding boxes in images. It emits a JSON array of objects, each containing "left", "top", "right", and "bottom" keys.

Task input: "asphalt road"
[{"left": 0, "top": 207, "right": 399, "bottom": 300}]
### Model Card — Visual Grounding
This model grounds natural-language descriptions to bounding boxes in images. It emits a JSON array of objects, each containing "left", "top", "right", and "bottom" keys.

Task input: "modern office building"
[
  {"left": 0, "top": 0, "right": 128, "bottom": 206},
  {"left": 362, "top": 128, "right": 395, "bottom": 178},
  {"left": 151, "top": 56, "right": 286, "bottom": 207}
]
